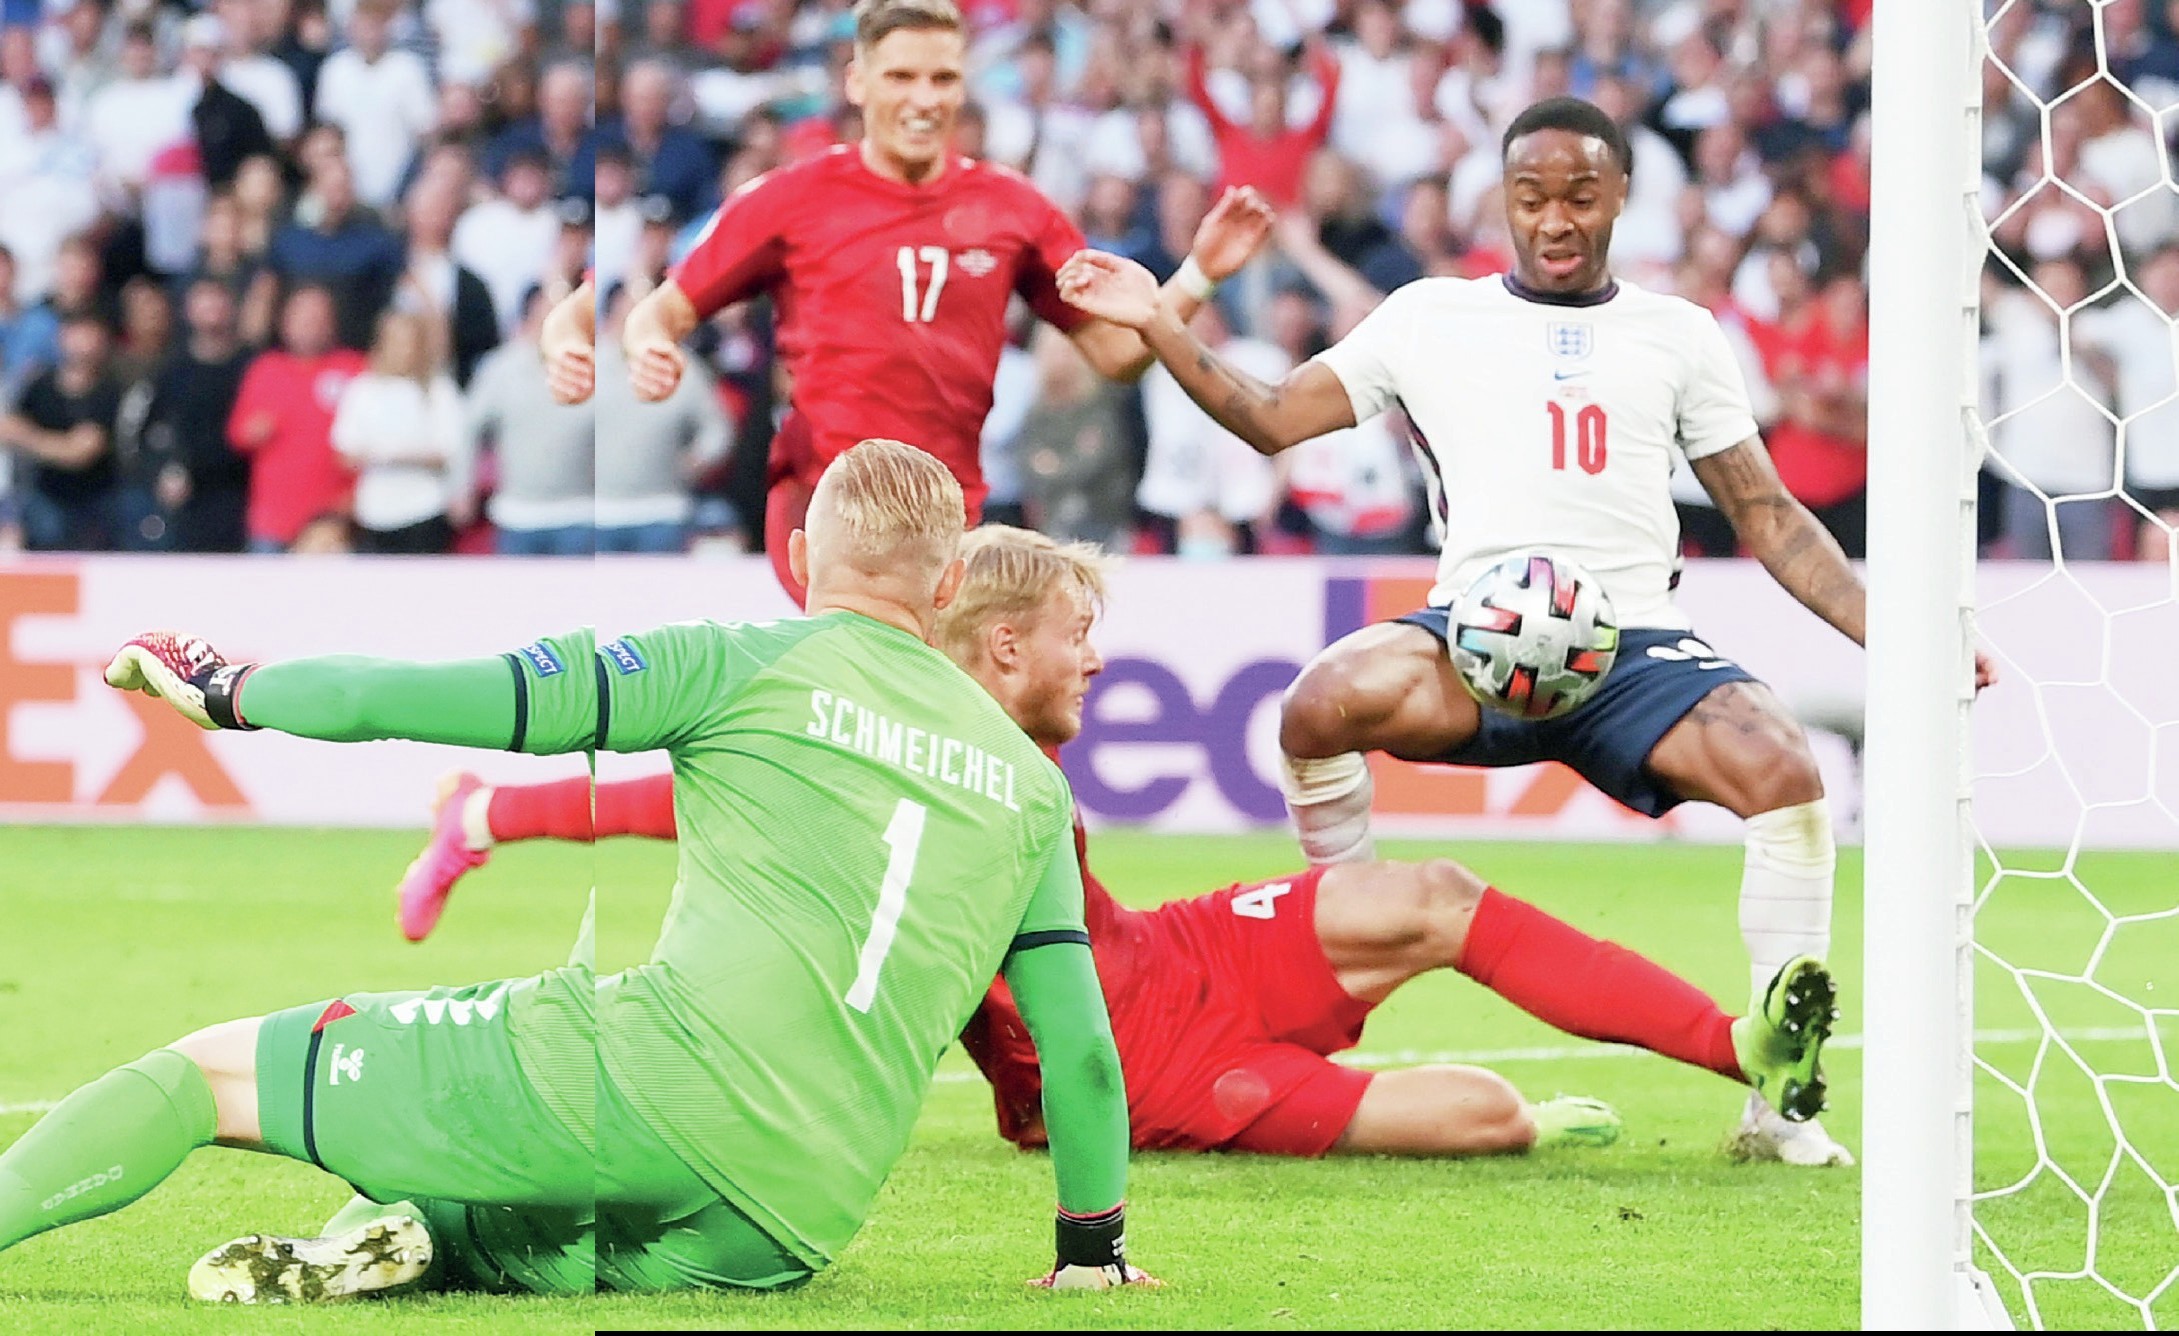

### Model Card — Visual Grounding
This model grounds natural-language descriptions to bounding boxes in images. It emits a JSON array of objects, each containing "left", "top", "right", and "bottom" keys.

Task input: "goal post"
[{"left": 1863, "top": 0, "right": 1986, "bottom": 1327}]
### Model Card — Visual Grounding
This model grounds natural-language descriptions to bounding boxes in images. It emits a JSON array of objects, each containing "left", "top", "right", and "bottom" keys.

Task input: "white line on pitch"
[{"left": 0, "top": 1028, "right": 2153, "bottom": 1108}]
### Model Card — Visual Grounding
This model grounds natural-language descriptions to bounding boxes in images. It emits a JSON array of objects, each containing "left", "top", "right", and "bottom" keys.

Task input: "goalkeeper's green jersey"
[{"left": 593, "top": 612, "right": 1081, "bottom": 1267}]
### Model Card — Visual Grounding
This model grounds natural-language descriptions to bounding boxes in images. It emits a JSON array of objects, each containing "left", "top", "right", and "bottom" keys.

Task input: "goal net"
[
  {"left": 1967, "top": 2, "right": 2179, "bottom": 1326},
  {"left": 1882, "top": 0, "right": 2179, "bottom": 1328}
]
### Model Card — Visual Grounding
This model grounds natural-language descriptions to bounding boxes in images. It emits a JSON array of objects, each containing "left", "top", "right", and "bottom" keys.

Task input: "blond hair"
[
  {"left": 368, "top": 309, "right": 432, "bottom": 385},
  {"left": 934, "top": 524, "right": 1111, "bottom": 667},
  {"left": 853, "top": 0, "right": 964, "bottom": 48},
  {"left": 805, "top": 438, "right": 966, "bottom": 585}
]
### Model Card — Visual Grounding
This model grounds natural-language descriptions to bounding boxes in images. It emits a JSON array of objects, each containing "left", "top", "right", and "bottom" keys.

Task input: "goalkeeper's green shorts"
[{"left": 256, "top": 985, "right": 810, "bottom": 1294}]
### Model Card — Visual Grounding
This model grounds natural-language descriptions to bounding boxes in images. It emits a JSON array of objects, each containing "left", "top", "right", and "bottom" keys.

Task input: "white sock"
[
  {"left": 1280, "top": 752, "right": 1376, "bottom": 865},
  {"left": 1739, "top": 797, "right": 1836, "bottom": 1000},
  {"left": 460, "top": 786, "right": 497, "bottom": 852}
]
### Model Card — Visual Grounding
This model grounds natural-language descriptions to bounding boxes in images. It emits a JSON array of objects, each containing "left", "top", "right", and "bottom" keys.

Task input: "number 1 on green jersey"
[{"left": 845, "top": 798, "right": 928, "bottom": 1012}]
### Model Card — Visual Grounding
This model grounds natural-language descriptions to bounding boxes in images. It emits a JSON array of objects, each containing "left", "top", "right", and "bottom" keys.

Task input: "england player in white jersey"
[{"left": 1059, "top": 96, "right": 1996, "bottom": 1168}]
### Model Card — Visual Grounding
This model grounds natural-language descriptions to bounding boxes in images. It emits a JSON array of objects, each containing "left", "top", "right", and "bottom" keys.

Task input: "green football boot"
[
  {"left": 1531, "top": 1094, "right": 1624, "bottom": 1149},
  {"left": 1731, "top": 955, "right": 1839, "bottom": 1124}
]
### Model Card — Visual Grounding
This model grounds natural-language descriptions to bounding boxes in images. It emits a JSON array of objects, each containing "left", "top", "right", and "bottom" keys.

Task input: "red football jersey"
[{"left": 670, "top": 144, "right": 1091, "bottom": 515}]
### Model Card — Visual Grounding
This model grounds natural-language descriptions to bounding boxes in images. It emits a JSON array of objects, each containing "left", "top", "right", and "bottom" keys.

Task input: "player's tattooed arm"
[
  {"left": 1057, "top": 248, "right": 1355, "bottom": 453},
  {"left": 1693, "top": 438, "right": 1867, "bottom": 646}
]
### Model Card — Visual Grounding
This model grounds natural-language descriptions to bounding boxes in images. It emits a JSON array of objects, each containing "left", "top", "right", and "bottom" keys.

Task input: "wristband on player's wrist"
[
  {"left": 1054, "top": 1203, "right": 1127, "bottom": 1270},
  {"left": 194, "top": 662, "right": 262, "bottom": 731},
  {"left": 1174, "top": 255, "right": 1218, "bottom": 302}
]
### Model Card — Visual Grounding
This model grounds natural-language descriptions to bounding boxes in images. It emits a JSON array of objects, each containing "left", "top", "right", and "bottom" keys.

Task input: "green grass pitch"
[{"left": 0, "top": 824, "right": 2171, "bottom": 1331}]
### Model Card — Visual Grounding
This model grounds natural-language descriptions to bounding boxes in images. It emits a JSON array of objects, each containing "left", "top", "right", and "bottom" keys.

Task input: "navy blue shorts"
[{"left": 1394, "top": 611, "right": 1760, "bottom": 817}]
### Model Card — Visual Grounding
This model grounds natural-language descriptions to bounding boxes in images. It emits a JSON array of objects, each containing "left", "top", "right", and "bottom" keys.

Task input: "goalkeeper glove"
[
  {"left": 1031, "top": 1204, "right": 1160, "bottom": 1291},
  {"left": 103, "top": 632, "right": 261, "bottom": 732}
]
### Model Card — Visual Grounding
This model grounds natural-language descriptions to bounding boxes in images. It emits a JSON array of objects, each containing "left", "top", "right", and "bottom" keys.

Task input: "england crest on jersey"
[{"left": 1547, "top": 321, "right": 1593, "bottom": 361}]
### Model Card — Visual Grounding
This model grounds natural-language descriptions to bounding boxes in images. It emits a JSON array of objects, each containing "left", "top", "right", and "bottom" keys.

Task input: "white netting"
[{"left": 1971, "top": 2, "right": 2179, "bottom": 1328}]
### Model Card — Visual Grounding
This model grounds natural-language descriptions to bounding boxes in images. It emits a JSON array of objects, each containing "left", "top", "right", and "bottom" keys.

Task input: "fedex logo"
[
  {"left": 1060, "top": 576, "right": 1652, "bottom": 830},
  {"left": 1061, "top": 580, "right": 1373, "bottom": 823}
]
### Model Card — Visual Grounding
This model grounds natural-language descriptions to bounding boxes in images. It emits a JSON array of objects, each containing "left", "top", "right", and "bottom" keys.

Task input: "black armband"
[
  {"left": 195, "top": 662, "right": 262, "bottom": 731},
  {"left": 1055, "top": 1203, "right": 1127, "bottom": 1270}
]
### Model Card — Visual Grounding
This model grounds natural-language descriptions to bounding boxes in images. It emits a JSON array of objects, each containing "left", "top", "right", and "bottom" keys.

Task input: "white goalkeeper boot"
[
  {"left": 1728, "top": 1093, "right": 1855, "bottom": 1167},
  {"left": 187, "top": 1216, "right": 432, "bottom": 1303}
]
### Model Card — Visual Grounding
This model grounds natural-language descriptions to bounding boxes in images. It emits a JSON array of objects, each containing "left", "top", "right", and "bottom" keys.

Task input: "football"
[{"left": 1448, "top": 553, "right": 1620, "bottom": 720}]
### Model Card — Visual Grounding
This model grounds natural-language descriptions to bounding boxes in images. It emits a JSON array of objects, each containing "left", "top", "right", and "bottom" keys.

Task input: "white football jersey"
[{"left": 1313, "top": 274, "right": 1759, "bottom": 629}]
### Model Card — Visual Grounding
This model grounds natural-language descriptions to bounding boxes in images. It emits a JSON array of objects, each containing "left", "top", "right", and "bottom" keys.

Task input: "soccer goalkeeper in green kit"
[{"left": 0, "top": 439, "right": 1149, "bottom": 1300}]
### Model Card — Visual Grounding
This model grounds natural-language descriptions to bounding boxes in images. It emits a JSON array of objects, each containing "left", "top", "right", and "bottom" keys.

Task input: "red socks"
[
  {"left": 596, "top": 774, "right": 678, "bottom": 839},
  {"left": 485, "top": 774, "right": 679, "bottom": 843},
  {"left": 1456, "top": 887, "right": 1744, "bottom": 1083}
]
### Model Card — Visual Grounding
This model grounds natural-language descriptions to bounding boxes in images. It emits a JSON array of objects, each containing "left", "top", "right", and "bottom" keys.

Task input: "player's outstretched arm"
[
  {"left": 1696, "top": 440, "right": 1998, "bottom": 690},
  {"left": 1693, "top": 440, "right": 1865, "bottom": 641},
  {"left": 1068, "top": 186, "right": 1276, "bottom": 383},
  {"left": 1004, "top": 842, "right": 1157, "bottom": 1291},
  {"left": 104, "top": 630, "right": 600, "bottom": 752},
  {"left": 540, "top": 278, "right": 596, "bottom": 405},
  {"left": 622, "top": 279, "right": 698, "bottom": 403},
  {"left": 1058, "top": 249, "right": 1354, "bottom": 455}
]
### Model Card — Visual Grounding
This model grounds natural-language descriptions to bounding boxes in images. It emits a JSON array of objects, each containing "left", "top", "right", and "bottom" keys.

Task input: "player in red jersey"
[
  {"left": 617, "top": 0, "right": 1272, "bottom": 603},
  {"left": 403, "top": 528, "right": 1836, "bottom": 1156}
]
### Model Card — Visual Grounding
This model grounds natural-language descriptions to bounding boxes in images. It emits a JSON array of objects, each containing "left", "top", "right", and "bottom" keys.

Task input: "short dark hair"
[{"left": 1502, "top": 97, "right": 1633, "bottom": 177}]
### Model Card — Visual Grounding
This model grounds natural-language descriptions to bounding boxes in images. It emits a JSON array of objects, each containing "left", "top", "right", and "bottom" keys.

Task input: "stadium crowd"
[{"left": 0, "top": 0, "right": 2175, "bottom": 562}]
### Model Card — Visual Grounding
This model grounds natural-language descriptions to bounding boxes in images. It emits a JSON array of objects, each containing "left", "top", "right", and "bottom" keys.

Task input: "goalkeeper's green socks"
[{"left": 0, "top": 1049, "right": 216, "bottom": 1253}]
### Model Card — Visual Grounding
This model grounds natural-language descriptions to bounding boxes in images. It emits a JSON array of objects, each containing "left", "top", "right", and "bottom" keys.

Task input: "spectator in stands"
[
  {"left": 451, "top": 147, "right": 563, "bottom": 336},
  {"left": 1980, "top": 256, "right": 2118, "bottom": 561},
  {"left": 395, "top": 168, "right": 500, "bottom": 387},
  {"left": 147, "top": 278, "right": 255, "bottom": 553},
  {"left": 983, "top": 31, "right": 1095, "bottom": 212},
  {"left": 1328, "top": 0, "right": 1436, "bottom": 191},
  {"left": 32, "top": 235, "right": 115, "bottom": 347},
  {"left": 231, "top": 154, "right": 286, "bottom": 260},
  {"left": 1016, "top": 325, "right": 1131, "bottom": 548},
  {"left": 1300, "top": 150, "right": 1415, "bottom": 289},
  {"left": 228, "top": 283, "right": 366, "bottom": 553},
  {"left": 1183, "top": 29, "right": 1340, "bottom": 209},
  {"left": 269, "top": 155, "right": 404, "bottom": 351},
  {"left": 608, "top": 57, "right": 719, "bottom": 222},
  {"left": 0, "top": 246, "right": 59, "bottom": 402},
  {"left": 591, "top": 142, "right": 642, "bottom": 292},
  {"left": 0, "top": 76, "right": 99, "bottom": 305},
  {"left": 314, "top": 0, "right": 437, "bottom": 211},
  {"left": 0, "top": 310, "right": 124, "bottom": 551},
  {"left": 179, "top": 192, "right": 279, "bottom": 348},
  {"left": 268, "top": 0, "right": 334, "bottom": 115},
  {"left": 112, "top": 278, "right": 176, "bottom": 388},
  {"left": 484, "top": 59, "right": 594, "bottom": 195},
  {"left": 85, "top": 24, "right": 193, "bottom": 210},
  {"left": 181, "top": 13, "right": 276, "bottom": 193},
  {"left": 2075, "top": 243, "right": 2179, "bottom": 561},
  {"left": 110, "top": 283, "right": 182, "bottom": 552},
  {"left": 1694, "top": 120, "right": 1774, "bottom": 240},
  {"left": 331, "top": 308, "right": 467, "bottom": 554},
  {"left": 1762, "top": 271, "right": 1870, "bottom": 558},
  {"left": 591, "top": 280, "right": 731, "bottom": 553},
  {"left": 206, "top": 0, "right": 304, "bottom": 143},
  {"left": 428, "top": 0, "right": 533, "bottom": 90},
  {"left": 1138, "top": 302, "right": 1283, "bottom": 555},
  {"left": 466, "top": 284, "right": 596, "bottom": 556}
]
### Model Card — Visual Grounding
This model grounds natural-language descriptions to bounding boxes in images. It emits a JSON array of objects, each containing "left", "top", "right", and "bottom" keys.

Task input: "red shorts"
[
  {"left": 1115, "top": 867, "right": 1376, "bottom": 1157},
  {"left": 762, "top": 415, "right": 987, "bottom": 606}
]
